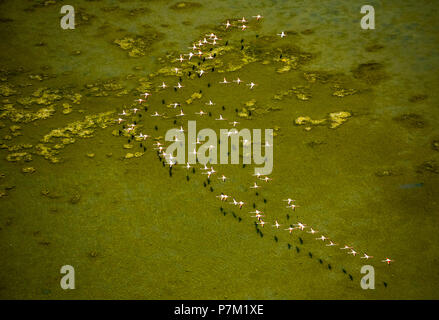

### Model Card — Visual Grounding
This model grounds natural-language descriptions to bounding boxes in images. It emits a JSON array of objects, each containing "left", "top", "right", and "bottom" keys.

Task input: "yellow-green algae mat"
[{"left": 1, "top": 1, "right": 439, "bottom": 300}]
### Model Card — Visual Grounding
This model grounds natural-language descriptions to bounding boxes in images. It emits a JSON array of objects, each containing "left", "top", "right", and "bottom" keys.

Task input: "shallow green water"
[{"left": 0, "top": 0, "right": 438, "bottom": 299}]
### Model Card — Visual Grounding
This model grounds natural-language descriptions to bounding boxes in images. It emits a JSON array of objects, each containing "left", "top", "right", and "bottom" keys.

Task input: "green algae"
[
  {"left": 0, "top": 84, "right": 16, "bottom": 97},
  {"left": 41, "top": 111, "right": 115, "bottom": 144},
  {"left": 295, "top": 111, "right": 352, "bottom": 129},
  {"left": 352, "top": 62, "right": 387, "bottom": 85},
  {"left": 332, "top": 85, "right": 357, "bottom": 97},
  {"left": 0, "top": 104, "right": 56, "bottom": 123},
  {"left": 6, "top": 152, "right": 32, "bottom": 162},
  {"left": 170, "top": 2, "right": 202, "bottom": 10},
  {"left": 273, "top": 85, "right": 312, "bottom": 101},
  {"left": 114, "top": 27, "right": 164, "bottom": 58}
]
